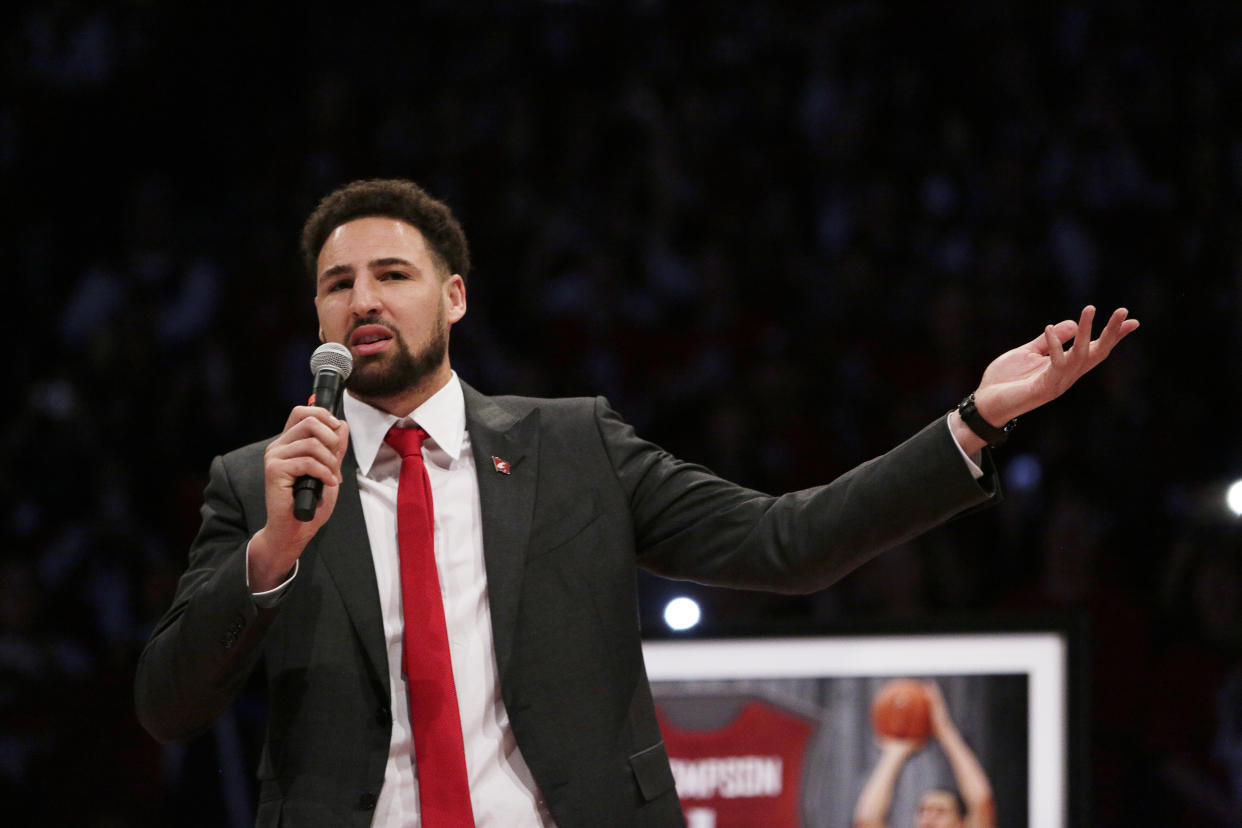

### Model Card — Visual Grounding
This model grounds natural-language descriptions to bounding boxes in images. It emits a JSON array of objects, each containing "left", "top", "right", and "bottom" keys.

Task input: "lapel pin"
[{"left": 491, "top": 456, "right": 512, "bottom": 475}]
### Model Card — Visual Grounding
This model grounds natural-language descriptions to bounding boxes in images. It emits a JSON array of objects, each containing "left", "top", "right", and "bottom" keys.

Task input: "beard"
[{"left": 345, "top": 304, "right": 449, "bottom": 399}]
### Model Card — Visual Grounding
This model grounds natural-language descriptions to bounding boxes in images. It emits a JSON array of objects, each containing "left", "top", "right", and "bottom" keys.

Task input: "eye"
[
  {"left": 326, "top": 278, "right": 352, "bottom": 292},
  {"left": 380, "top": 270, "right": 409, "bottom": 281}
]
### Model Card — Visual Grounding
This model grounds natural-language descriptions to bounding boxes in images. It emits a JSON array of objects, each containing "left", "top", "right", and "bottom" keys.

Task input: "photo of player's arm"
[{"left": 854, "top": 682, "right": 996, "bottom": 828}]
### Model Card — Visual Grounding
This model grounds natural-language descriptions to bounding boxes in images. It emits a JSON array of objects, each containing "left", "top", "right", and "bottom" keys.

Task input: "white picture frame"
[{"left": 644, "top": 626, "right": 1077, "bottom": 828}]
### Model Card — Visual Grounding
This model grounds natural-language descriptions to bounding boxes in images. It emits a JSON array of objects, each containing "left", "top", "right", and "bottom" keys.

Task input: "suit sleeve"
[
  {"left": 134, "top": 452, "right": 278, "bottom": 743},
  {"left": 595, "top": 398, "right": 1000, "bottom": 593}
]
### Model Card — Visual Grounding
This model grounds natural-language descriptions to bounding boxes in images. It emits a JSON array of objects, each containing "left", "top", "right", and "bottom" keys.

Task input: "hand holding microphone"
[
  {"left": 292, "top": 343, "right": 354, "bottom": 521},
  {"left": 247, "top": 344, "right": 353, "bottom": 592}
]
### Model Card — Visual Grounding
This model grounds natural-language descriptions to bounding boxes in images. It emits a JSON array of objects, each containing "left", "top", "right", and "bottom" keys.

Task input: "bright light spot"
[
  {"left": 664, "top": 597, "right": 701, "bottom": 631},
  {"left": 1227, "top": 480, "right": 1242, "bottom": 517}
]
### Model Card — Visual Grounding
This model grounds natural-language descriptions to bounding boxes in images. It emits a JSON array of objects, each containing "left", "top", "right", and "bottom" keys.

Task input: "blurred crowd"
[{"left": 2, "top": 1, "right": 1241, "bottom": 825}]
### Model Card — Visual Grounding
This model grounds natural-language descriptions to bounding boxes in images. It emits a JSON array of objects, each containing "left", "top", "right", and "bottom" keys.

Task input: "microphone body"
[{"left": 293, "top": 343, "right": 353, "bottom": 522}]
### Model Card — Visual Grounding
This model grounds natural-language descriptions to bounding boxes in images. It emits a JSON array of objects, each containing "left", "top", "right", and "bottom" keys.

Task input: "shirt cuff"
[
  {"left": 945, "top": 413, "right": 985, "bottom": 480},
  {"left": 246, "top": 539, "right": 299, "bottom": 607}
]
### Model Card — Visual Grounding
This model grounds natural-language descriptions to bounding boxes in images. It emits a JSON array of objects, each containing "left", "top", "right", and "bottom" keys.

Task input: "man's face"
[
  {"left": 915, "top": 791, "right": 964, "bottom": 828},
  {"left": 314, "top": 217, "right": 466, "bottom": 402}
]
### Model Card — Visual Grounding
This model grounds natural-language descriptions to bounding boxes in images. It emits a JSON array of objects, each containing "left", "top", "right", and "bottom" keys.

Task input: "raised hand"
[
  {"left": 877, "top": 735, "right": 926, "bottom": 757},
  {"left": 972, "top": 305, "right": 1139, "bottom": 428},
  {"left": 923, "top": 681, "right": 954, "bottom": 741},
  {"left": 920, "top": 681, "right": 997, "bottom": 827}
]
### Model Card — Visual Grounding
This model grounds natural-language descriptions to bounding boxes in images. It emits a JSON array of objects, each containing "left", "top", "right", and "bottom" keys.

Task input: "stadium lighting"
[
  {"left": 1227, "top": 480, "right": 1242, "bottom": 517},
  {"left": 663, "top": 597, "right": 701, "bottom": 632}
]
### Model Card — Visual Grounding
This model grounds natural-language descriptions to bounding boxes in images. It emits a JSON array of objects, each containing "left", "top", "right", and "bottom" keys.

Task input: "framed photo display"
[{"left": 644, "top": 620, "right": 1083, "bottom": 828}]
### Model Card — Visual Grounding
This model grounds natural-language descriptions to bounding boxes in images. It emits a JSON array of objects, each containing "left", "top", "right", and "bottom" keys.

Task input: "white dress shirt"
[{"left": 343, "top": 373, "right": 552, "bottom": 826}]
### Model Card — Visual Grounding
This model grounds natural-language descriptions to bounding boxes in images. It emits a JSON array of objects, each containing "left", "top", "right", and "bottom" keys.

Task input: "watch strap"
[{"left": 957, "top": 393, "right": 1017, "bottom": 447}]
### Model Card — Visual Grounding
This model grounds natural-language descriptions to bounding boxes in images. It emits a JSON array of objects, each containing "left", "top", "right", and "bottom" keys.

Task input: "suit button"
[
  {"left": 222, "top": 615, "right": 245, "bottom": 648},
  {"left": 376, "top": 705, "right": 392, "bottom": 726},
  {"left": 357, "top": 792, "right": 377, "bottom": 810}
]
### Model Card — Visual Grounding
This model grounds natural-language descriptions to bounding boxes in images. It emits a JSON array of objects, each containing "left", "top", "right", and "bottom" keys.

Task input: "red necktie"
[{"left": 384, "top": 425, "right": 475, "bottom": 826}]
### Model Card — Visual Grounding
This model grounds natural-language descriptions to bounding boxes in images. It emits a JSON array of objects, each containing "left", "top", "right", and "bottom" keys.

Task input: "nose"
[{"left": 349, "top": 274, "right": 382, "bottom": 317}]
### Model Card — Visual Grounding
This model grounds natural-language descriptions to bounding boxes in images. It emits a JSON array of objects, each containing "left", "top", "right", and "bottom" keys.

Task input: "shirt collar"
[{"left": 343, "top": 371, "right": 466, "bottom": 475}]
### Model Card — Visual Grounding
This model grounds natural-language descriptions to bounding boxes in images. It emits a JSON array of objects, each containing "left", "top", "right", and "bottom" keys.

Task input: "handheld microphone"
[{"left": 292, "top": 342, "right": 354, "bottom": 522}]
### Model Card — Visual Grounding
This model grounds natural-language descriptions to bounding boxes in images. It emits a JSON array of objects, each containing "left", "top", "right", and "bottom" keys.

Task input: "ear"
[
  {"left": 444, "top": 274, "right": 467, "bottom": 324},
  {"left": 318, "top": 327, "right": 325, "bottom": 342}
]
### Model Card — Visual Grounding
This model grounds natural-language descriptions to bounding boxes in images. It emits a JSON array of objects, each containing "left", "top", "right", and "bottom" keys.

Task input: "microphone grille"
[{"left": 309, "top": 342, "right": 354, "bottom": 379}]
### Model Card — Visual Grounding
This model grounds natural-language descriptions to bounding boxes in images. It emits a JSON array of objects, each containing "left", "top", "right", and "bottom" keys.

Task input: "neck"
[{"left": 350, "top": 361, "right": 453, "bottom": 418}]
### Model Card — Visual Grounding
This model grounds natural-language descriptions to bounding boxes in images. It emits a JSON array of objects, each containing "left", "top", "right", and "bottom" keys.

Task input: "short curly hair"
[{"left": 300, "top": 179, "right": 471, "bottom": 281}]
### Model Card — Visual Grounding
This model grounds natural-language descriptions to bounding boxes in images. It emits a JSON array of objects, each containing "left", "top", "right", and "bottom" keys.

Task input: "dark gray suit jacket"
[{"left": 135, "top": 383, "right": 997, "bottom": 826}]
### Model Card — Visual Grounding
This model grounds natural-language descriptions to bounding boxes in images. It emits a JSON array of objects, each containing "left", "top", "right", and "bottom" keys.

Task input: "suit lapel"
[
  {"left": 463, "top": 382, "right": 539, "bottom": 682},
  {"left": 310, "top": 445, "right": 389, "bottom": 690}
]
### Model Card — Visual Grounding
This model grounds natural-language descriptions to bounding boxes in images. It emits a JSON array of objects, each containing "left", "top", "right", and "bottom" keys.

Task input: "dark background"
[{"left": 2, "top": 1, "right": 1240, "bottom": 825}]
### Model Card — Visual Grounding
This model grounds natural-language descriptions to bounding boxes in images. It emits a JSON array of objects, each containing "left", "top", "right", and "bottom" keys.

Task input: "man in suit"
[{"left": 135, "top": 179, "right": 1138, "bottom": 826}]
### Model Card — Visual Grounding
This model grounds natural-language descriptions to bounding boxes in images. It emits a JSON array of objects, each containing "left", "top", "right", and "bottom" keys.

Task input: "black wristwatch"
[{"left": 956, "top": 393, "right": 1017, "bottom": 447}]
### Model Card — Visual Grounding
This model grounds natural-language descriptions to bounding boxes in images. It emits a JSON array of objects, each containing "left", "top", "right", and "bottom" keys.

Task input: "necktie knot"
[{"left": 385, "top": 424, "right": 430, "bottom": 458}]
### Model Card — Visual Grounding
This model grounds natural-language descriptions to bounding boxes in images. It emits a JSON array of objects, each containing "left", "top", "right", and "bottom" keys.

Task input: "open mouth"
[{"left": 348, "top": 324, "right": 394, "bottom": 356}]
